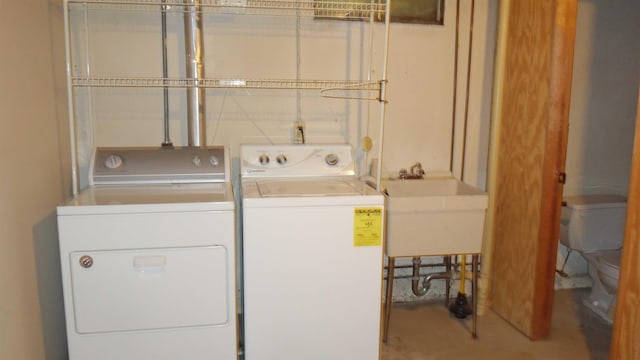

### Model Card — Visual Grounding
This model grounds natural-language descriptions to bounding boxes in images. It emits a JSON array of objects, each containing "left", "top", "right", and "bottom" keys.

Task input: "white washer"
[
  {"left": 241, "top": 144, "right": 384, "bottom": 360},
  {"left": 57, "top": 147, "right": 238, "bottom": 360}
]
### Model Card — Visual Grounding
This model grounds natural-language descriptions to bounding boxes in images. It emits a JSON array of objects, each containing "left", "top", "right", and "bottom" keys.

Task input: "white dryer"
[
  {"left": 240, "top": 144, "right": 385, "bottom": 360},
  {"left": 57, "top": 147, "right": 238, "bottom": 360}
]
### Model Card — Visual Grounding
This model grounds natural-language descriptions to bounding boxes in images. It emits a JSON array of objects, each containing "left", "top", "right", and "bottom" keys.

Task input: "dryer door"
[{"left": 69, "top": 246, "right": 228, "bottom": 334}]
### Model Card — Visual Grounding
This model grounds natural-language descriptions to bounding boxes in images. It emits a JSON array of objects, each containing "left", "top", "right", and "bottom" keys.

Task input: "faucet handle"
[
  {"left": 399, "top": 169, "right": 408, "bottom": 179},
  {"left": 410, "top": 162, "right": 425, "bottom": 176}
]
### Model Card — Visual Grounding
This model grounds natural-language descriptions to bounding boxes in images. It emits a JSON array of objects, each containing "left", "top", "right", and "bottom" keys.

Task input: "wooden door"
[
  {"left": 610, "top": 87, "right": 640, "bottom": 359},
  {"left": 487, "top": 0, "right": 577, "bottom": 339}
]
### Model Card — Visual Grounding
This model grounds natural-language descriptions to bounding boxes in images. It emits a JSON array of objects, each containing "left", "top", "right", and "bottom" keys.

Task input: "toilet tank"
[{"left": 560, "top": 194, "right": 627, "bottom": 252}]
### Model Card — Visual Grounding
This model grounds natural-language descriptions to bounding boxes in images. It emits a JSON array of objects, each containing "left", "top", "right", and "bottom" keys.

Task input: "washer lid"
[{"left": 257, "top": 178, "right": 363, "bottom": 197}]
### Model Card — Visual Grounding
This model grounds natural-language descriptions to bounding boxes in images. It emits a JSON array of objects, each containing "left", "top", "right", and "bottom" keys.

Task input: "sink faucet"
[{"left": 398, "top": 162, "right": 425, "bottom": 180}]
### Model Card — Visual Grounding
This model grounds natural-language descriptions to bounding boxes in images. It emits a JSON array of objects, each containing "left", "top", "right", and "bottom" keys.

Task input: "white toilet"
[{"left": 560, "top": 194, "right": 626, "bottom": 324}]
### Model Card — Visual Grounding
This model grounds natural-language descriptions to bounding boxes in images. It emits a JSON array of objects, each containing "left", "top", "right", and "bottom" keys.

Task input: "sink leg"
[
  {"left": 472, "top": 254, "right": 479, "bottom": 339},
  {"left": 444, "top": 255, "right": 451, "bottom": 307},
  {"left": 383, "top": 257, "right": 395, "bottom": 342}
]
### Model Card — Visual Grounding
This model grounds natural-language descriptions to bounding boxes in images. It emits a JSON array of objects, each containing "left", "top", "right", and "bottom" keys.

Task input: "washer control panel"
[
  {"left": 240, "top": 144, "right": 355, "bottom": 178},
  {"left": 92, "top": 146, "right": 227, "bottom": 185}
]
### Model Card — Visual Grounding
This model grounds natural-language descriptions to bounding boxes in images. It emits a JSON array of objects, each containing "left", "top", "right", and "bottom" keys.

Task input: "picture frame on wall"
[
  {"left": 387, "top": 0, "right": 444, "bottom": 24},
  {"left": 316, "top": 0, "right": 445, "bottom": 25}
]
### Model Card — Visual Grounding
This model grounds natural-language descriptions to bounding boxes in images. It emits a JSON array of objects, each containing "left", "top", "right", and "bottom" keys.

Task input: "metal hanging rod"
[
  {"left": 66, "top": 0, "right": 386, "bottom": 19},
  {"left": 71, "top": 77, "right": 382, "bottom": 91}
]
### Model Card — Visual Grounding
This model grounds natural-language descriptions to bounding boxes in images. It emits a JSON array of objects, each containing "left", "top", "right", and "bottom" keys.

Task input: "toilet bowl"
[
  {"left": 560, "top": 194, "right": 626, "bottom": 324},
  {"left": 596, "top": 250, "right": 621, "bottom": 293},
  {"left": 581, "top": 250, "right": 621, "bottom": 323}
]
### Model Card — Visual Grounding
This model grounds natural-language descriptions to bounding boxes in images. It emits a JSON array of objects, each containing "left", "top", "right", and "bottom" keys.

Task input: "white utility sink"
[{"left": 384, "top": 177, "right": 488, "bottom": 257}]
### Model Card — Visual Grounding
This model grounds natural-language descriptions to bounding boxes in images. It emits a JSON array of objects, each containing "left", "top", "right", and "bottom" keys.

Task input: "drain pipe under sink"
[{"left": 411, "top": 257, "right": 451, "bottom": 297}]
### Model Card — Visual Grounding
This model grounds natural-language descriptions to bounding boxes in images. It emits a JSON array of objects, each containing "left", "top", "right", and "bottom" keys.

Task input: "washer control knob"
[
  {"left": 259, "top": 154, "right": 270, "bottom": 165},
  {"left": 79, "top": 255, "right": 94, "bottom": 268},
  {"left": 192, "top": 155, "right": 202, "bottom": 167},
  {"left": 209, "top": 155, "right": 219, "bottom": 167},
  {"left": 325, "top": 153, "right": 339, "bottom": 166},
  {"left": 104, "top": 154, "right": 123, "bottom": 169},
  {"left": 276, "top": 154, "right": 287, "bottom": 165}
]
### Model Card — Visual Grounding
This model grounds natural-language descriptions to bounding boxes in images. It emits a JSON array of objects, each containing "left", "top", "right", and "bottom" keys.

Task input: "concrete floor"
[{"left": 382, "top": 288, "right": 612, "bottom": 360}]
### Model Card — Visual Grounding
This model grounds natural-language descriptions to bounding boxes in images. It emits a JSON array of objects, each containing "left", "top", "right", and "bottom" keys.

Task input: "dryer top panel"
[{"left": 91, "top": 146, "right": 228, "bottom": 185}]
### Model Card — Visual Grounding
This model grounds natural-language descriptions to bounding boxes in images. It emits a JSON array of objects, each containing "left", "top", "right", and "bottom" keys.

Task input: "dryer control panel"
[
  {"left": 240, "top": 144, "right": 355, "bottom": 178},
  {"left": 91, "top": 146, "right": 227, "bottom": 185}
]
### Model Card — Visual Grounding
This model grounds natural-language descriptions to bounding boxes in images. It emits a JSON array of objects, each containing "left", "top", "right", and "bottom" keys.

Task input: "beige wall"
[
  {"left": 67, "top": 0, "right": 497, "bottom": 190},
  {"left": 564, "top": 1, "right": 640, "bottom": 197},
  {"left": 382, "top": 0, "right": 496, "bottom": 187},
  {"left": 555, "top": 1, "right": 640, "bottom": 287},
  {"left": 9, "top": 1, "right": 636, "bottom": 355},
  {"left": 55, "top": 0, "right": 500, "bottom": 308},
  {"left": 0, "top": 0, "right": 70, "bottom": 359}
]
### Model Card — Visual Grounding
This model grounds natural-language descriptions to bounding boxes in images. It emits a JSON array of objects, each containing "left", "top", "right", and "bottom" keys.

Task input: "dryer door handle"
[{"left": 133, "top": 255, "right": 167, "bottom": 273}]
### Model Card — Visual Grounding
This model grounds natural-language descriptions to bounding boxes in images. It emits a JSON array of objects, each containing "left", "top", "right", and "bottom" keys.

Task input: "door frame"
[{"left": 610, "top": 86, "right": 640, "bottom": 359}]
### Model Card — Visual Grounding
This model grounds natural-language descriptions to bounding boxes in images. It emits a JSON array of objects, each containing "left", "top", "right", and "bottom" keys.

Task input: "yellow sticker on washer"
[{"left": 354, "top": 207, "right": 383, "bottom": 247}]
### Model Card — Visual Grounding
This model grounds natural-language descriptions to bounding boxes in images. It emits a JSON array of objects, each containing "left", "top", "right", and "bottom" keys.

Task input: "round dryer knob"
[
  {"left": 192, "top": 155, "right": 202, "bottom": 167},
  {"left": 209, "top": 155, "right": 219, "bottom": 167},
  {"left": 104, "top": 154, "right": 123, "bottom": 169},
  {"left": 276, "top": 154, "right": 287, "bottom": 165},
  {"left": 325, "top": 153, "right": 339, "bottom": 166},
  {"left": 259, "top": 154, "right": 270, "bottom": 165}
]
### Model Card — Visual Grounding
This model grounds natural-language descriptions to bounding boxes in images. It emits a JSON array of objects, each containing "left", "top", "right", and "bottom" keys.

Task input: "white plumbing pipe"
[{"left": 375, "top": 0, "right": 391, "bottom": 192}]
